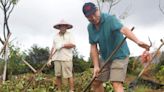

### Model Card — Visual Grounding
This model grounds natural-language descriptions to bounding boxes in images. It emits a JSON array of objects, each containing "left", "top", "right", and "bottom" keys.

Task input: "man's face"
[
  {"left": 59, "top": 25, "right": 67, "bottom": 34},
  {"left": 86, "top": 9, "right": 100, "bottom": 25}
]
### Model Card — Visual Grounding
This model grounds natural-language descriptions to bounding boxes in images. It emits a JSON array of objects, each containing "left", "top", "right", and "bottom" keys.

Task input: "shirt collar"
[{"left": 100, "top": 13, "right": 105, "bottom": 24}]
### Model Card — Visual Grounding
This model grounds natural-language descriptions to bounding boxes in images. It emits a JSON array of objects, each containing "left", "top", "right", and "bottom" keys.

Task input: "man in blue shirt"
[{"left": 82, "top": 2, "right": 150, "bottom": 92}]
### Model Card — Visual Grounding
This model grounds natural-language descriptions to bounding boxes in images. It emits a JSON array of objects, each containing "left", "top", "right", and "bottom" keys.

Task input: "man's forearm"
[
  {"left": 49, "top": 47, "right": 55, "bottom": 59},
  {"left": 63, "top": 43, "right": 75, "bottom": 49},
  {"left": 120, "top": 27, "right": 150, "bottom": 50},
  {"left": 90, "top": 45, "right": 99, "bottom": 67},
  {"left": 120, "top": 27, "right": 140, "bottom": 44}
]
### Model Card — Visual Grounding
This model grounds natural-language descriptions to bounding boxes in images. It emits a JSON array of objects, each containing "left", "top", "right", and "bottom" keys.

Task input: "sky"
[{"left": 0, "top": 0, "right": 164, "bottom": 60}]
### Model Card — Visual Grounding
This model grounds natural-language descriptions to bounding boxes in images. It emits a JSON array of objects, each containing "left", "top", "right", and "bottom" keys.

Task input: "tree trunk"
[{"left": 2, "top": 45, "right": 9, "bottom": 84}]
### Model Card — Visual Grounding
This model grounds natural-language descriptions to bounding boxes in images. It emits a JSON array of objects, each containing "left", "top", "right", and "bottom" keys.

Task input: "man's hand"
[
  {"left": 56, "top": 43, "right": 65, "bottom": 50},
  {"left": 93, "top": 66, "right": 100, "bottom": 78},
  {"left": 141, "top": 50, "right": 152, "bottom": 64},
  {"left": 47, "top": 59, "right": 52, "bottom": 67},
  {"left": 137, "top": 41, "right": 150, "bottom": 51},
  {"left": 62, "top": 43, "right": 75, "bottom": 49}
]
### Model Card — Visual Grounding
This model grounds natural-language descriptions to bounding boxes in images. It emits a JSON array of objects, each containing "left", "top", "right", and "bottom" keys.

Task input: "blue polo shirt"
[{"left": 87, "top": 13, "right": 130, "bottom": 61}]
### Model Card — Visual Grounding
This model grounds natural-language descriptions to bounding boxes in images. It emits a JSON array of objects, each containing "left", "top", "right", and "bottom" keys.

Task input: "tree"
[
  {"left": 25, "top": 45, "right": 49, "bottom": 70},
  {"left": 0, "top": 0, "right": 19, "bottom": 83},
  {"left": 0, "top": 0, "right": 18, "bottom": 40},
  {"left": 72, "top": 48, "right": 91, "bottom": 73},
  {"left": 8, "top": 44, "right": 29, "bottom": 75},
  {"left": 96, "top": 0, "right": 121, "bottom": 13},
  {"left": 155, "top": 51, "right": 164, "bottom": 72},
  {"left": 159, "top": 0, "right": 164, "bottom": 15},
  {"left": 96, "top": 0, "right": 132, "bottom": 19}
]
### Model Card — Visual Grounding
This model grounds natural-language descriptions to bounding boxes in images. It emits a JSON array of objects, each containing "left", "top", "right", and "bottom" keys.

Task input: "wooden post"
[{"left": 22, "top": 59, "right": 37, "bottom": 73}]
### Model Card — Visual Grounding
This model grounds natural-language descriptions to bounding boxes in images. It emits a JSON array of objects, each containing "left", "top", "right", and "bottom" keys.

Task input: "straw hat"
[{"left": 53, "top": 20, "right": 73, "bottom": 29}]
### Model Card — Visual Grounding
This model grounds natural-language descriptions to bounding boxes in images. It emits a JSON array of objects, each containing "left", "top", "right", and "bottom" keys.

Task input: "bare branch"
[
  {"left": 5, "top": 0, "right": 9, "bottom": 6},
  {"left": 7, "top": 3, "right": 14, "bottom": 20},
  {"left": 5, "top": 21, "right": 11, "bottom": 36},
  {"left": 97, "top": 0, "right": 101, "bottom": 13},
  {"left": 108, "top": 1, "right": 113, "bottom": 13},
  {"left": 6, "top": 1, "right": 11, "bottom": 11},
  {"left": 112, "top": 0, "right": 121, "bottom": 6},
  {"left": 119, "top": 1, "right": 133, "bottom": 19},
  {"left": 0, "top": 6, "right": 3, "bottom": 10},
  {"left": 0, "top": 32, "right": 11, "bottom": 55},
  {"left": 3, "top": 18, "right": 11, "bottom": 36},
  {"left": 3, "top": 21, "right": 7, "bottom": 40},
  {"left": 5, "top": 9, "right": 12, "bottom": 35},
  {"left": 159, "top": 0, "right": 164, "bottom": 15},
  {"left": 0, "top": 37, "right": 4, "bottom": 44},
  {"left": 100, "top": 0, "right": 122, "bottom": 14},
  {"left": 1, "top": 0, "right": 17, "bottom": 41},
  {"left": 4, "top": 0, "right": 7, "bottom": 4},
  {"left": 3, "top": 0, "right": 8, "bottom": 7},
  {"left": 0, "top": 1, "right": 3, "bottom": 9},
  {"left": 0, "top": 0, "right": 5, "bottom": 9},
  {"left": 0, "top": 6, "right": 2, "bottom": 10},
  {"left": 0, "top": 0, "right": 4, "bottom": 5},
  {"left": 2, "top": 4, "right": 12, "bottom": 36}
]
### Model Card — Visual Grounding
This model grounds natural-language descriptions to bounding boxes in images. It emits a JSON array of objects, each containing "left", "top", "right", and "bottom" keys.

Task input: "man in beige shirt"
[{"left": 47, "top": 20, "right": 75, "bottom": 92}]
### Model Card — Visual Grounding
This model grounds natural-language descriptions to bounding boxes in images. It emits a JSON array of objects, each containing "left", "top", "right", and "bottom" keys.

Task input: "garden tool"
[{"left": 128, "top": 39, "right": 164, "bottom": 91}]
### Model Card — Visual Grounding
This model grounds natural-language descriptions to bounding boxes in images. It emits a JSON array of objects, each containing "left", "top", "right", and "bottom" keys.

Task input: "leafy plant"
[
  {"left": 8, "top": 45, "right": 29, "bottom": 75},
  {"left": 127, "top": 57, "right": 143, "bottom": 75},
  {"left": 155, "top": 65, "right": 164, "bottom": 83}
]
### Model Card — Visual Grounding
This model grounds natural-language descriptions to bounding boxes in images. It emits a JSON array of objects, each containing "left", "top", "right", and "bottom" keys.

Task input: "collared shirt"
[
  {"left": 88, "top": 13, "right": 130, "bottom": 61},
  {"left": 52, "top": 31, "right": 75, "bottom": 61}
]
